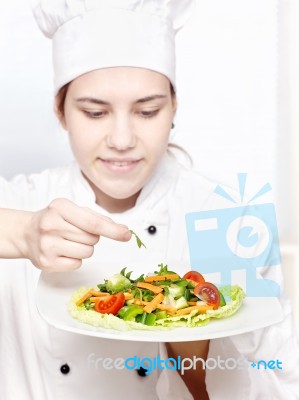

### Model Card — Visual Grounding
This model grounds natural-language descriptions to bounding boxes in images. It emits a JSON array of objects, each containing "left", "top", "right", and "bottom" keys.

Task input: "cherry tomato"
[
  {"left": 183, "top": 271, "right": 205, "bottom": 284},
  {"left": 94, "top": 293, "right": 125, "bottom": 315},
  {"left": 193, "top": 282, "right": 220, "bottom": 309}
]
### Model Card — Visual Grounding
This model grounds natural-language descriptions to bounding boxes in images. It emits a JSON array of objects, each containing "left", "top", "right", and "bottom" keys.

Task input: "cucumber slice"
[
  {"left": 168, "top": 285, "right": 185, "bottom": 300},
  {"left": 175, "top": 296, "right": 189, "bottom": 310}
]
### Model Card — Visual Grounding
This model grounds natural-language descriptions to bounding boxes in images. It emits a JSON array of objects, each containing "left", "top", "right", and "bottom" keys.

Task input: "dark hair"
[{"left": 56, "top": 83, "right": 70, "bottom": 121}]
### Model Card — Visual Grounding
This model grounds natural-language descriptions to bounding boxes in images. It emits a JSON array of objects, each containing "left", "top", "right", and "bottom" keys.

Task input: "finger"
[
  {"left": 55, "top": 257, "right": 83, "bottom": 272},
  {"left": 50, "top": 199, "right": 131, "bottom": 241},
  {"left": 56, "top": 239, "right": 95, "bottom": 259},
  {"left": 81, "top": 207, "right": 113, "bottom": 222},
  {"left": 60, "top": 220, "right": 100, "bottom": 246}
]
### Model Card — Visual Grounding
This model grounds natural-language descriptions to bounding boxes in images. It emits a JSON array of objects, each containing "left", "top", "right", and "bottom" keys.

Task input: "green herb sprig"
[{"left": 130, "top": 230, "right": 147, "bottom": 249}]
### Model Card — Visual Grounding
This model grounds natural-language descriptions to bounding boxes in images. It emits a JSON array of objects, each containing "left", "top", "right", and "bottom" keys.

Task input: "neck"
[{"left": 84, "top": 174, "right": 140, "bottom": 213}]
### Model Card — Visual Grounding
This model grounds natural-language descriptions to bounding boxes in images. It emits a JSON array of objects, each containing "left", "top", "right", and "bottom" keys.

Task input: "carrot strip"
[
  {"left": 89, "top": 296, "right": 103, "bottom": 303},
  {"left": 187, "top": 301, "right": 197, "bottom": 306},
  {"left": 124, "top": 292, "right": 133, "bottom": 300},
  {"left": 136, "top": 282, "right": 163, "bottom": 294},
  {"left": 155, "top": 304, "right": 177, "bottom": 314},
  {"left": 176, "top": 305, "right": 213, "bottom": 315},
  {"left": 143, "top": 293, "right": 165, "bottom": 313},
  {"left": 133, "top": 299, "right": 179, "bottom": 315},
  {"left": 144, "top": 274, "right": 180, "bottom": 282},
  {"left": 90, "top": 289, "right": 110, "bottom": 297},
  {"left": 75, "top": 290, "right": 92, "bottom": 306}
]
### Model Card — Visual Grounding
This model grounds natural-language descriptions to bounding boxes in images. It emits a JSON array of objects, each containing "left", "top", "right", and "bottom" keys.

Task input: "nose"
[{"left": 106, "top": 114, "right": 136, "bottom": 150}]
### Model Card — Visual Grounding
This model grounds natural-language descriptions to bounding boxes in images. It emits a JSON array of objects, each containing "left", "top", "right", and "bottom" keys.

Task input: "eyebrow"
[{"left": 75, "top": 94, "right": 167, "bottom": 105}]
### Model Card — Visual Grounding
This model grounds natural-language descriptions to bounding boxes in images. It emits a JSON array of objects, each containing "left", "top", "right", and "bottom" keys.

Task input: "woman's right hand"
[{"left": 23, "top": 198, "right": 131, "bottom": 272}]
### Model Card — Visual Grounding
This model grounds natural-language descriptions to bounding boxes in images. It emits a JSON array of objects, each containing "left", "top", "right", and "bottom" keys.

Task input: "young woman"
[{"left": 0, "top": 1, "right": 298, "bottom": 399}]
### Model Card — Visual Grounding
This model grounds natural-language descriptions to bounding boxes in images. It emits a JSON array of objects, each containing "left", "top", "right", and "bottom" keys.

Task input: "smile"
[{"left": 98, "top": 158, "right": 141, "bottom": 172}]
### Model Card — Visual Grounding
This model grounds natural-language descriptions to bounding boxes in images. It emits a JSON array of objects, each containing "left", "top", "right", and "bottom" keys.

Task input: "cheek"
[
  {"left": 145, "top": 124, "right": 170, "bottom": 156},
  {"left": 66, "top": 119, "right": 97, "bottom": 157}
]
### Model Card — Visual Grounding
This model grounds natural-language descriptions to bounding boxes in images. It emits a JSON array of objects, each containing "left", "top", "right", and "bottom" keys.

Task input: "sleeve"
[
  {"left": 0, "top": 177, "right": 27, "bottom": 208},
  {"left": 0, "top": 166, "right": 67, "bottom": 210},
  {"left": 156, "top": 342, "right": 194, "bottom": 400},
  {"left": 0, "top": 174, "right": 33, "bottom": 209}
]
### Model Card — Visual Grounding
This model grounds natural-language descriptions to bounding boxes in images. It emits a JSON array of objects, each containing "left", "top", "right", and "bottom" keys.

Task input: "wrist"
[{"left": 14, "top": 210, "right": 34, "bottom": 259}]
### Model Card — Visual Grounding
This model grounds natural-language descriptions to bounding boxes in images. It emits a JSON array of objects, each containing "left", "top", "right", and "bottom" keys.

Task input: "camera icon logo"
[{"left": 185, "top": 175, "right": 281, "bottom": 297}]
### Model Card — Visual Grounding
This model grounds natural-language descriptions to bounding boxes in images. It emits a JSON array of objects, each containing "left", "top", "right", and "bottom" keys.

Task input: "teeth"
[{"left": 110, "top": 161, "right": 134, "bottom": 166}]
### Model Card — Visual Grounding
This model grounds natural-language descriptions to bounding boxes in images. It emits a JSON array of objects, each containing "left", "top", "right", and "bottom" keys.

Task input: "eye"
[
  {"left": 83, "top": 110, "right": 107, "bottom": 119},
  {"left": 138, "top": 109, "right": 160, "bottom": 119}
]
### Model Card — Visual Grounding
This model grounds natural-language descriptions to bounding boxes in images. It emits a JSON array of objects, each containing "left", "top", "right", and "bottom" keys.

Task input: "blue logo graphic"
[
  {"left": 250, "top": 359, "right": 283, "bottom": 370},
  {"left": 185, "top": 174, "right": 280, "bottom": 297}
]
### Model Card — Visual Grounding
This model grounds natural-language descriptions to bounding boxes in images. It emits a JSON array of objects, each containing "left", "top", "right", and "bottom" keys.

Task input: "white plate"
[{"left": 36, "top": 264, "right": 284, "bottom": 342}]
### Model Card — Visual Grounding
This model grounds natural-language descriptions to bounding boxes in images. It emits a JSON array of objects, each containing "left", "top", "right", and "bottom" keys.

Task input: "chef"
[{"left": 0, "top": 1, "right": 299, "bottom": 399}]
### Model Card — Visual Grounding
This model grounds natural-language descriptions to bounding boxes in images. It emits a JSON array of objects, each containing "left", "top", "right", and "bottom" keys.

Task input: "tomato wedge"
[
  {"left": 193, "top": 282, "right": 220, "bottom": 310},
  {"left": 94, "top": 293, "right": 125, "bottom": 315},
  {"left": 183, "top": 271, "right": 205, "bottom": 284}
]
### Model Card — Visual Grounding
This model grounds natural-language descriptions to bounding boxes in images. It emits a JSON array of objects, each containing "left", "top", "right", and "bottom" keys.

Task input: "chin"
[{"left": 106, "top": 188, "right": 141, "bottom": 200}]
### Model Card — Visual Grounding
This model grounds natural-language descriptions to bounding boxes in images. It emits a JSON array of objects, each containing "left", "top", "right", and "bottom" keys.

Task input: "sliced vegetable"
[
  {"left": 143, "top": 293, "right": 164, "bottom": 313},
  {"left": 122, "top": 305, "right": 144, "bottom": 321},
  {"left": 155, "top": 310, "right": 168, "bottom": 320},
  {"left": 144, "top": 274, "right": 180, "bottom": 282},
  {"left": 184, "top": 288, "right": 191, "bottom": 301},
  {"left": 94, "top": 293, "right": 125, "bottom": 315},
  {"left": 144, "top": 313, "right": 157, "bottom": 326},
  {"left": 117, "top": 306, "right": 129, "bottom": 319},
  {"left": 106, "top": 273, "right": 132, "bottom": 293},
  {"left": 175, "top": 296, "right": 189, "bottom": 310},
  {"left": 168, "top": 285, "right": 185, "bottom": 299},
  {"left": 176, "top": 304, "right": 213, "bottom": 315},
  {"left": 136, "top": 312, "right": 147, "bottom": 324},
  {"left": 133, "top": 299, "right": 176, "bottom": 314},
  {"left": 183, "top": 271, "right": 205, "bottom": 284},
  {"left": 90, "top": 290, "right": 110, "bottom": 297},
  {"left": 136, "top": 281, "right": 163, "bottom": 294},
  {"left": 174, "top": 279, "right": 189, "bottom": 287},
  {"left": 124, "top": 292, "right": 133, "bottom": 300},
  {"left": 83, "top": 299, "right": 95, "bottom": 310},
  {"left": 194, "top": 282, "right": 220, "bottom": 310},
  {"left": 219, "top": 291, "right": 226, "bottom": 307},
  {"left": 76, "top": 289, "right": 92, "bottom": 306}
]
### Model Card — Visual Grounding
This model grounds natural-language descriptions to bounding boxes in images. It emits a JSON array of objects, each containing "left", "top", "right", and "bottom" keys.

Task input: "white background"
[{"left": 0, "top": 0, "right": 298, "bottom": 333}]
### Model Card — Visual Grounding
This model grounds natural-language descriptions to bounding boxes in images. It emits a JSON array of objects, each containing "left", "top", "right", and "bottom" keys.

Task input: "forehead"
[{"left": 68, "top": 67, "right": 171, "bottom": 99}]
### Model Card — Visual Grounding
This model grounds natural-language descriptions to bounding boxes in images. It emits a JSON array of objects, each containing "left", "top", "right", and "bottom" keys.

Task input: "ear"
[{"left": 54, "top": 96, "right": 67, "bottom": 130}]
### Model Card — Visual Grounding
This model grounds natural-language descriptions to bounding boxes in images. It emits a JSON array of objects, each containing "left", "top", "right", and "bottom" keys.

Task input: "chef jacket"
[{"left": 0, "top": 154, "right": 298, "bottom": 400}]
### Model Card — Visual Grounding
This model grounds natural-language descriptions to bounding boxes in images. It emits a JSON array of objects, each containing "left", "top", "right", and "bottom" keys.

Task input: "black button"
[
  {"left": 60, "top": 364, "right": 70, "bottom": 375},
  {"left": 147, "top": 225, "right": 157, "bottom": 235},
  {"left": 136, "top": 367, "right": 148, "bottom": 377}
]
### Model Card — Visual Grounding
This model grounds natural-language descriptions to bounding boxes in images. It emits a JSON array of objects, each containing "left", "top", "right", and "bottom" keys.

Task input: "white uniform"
[{"left": 0, "top": 155, "right": 298, "bottom": 400}]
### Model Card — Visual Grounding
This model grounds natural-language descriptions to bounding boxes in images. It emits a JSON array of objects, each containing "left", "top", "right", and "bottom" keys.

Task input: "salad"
[{"left": 68, "top": 264, "right": 246, "bottom": 331}]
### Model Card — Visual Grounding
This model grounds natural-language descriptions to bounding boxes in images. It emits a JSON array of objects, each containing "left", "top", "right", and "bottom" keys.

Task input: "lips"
[{"left": 98, "top": 158, "right": 141, "bottom": 172}]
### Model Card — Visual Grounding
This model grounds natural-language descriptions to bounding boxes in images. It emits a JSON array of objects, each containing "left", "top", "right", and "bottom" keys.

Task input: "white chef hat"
[{"left": 32, "top": 0, "right": 195, "bottom": 95}]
